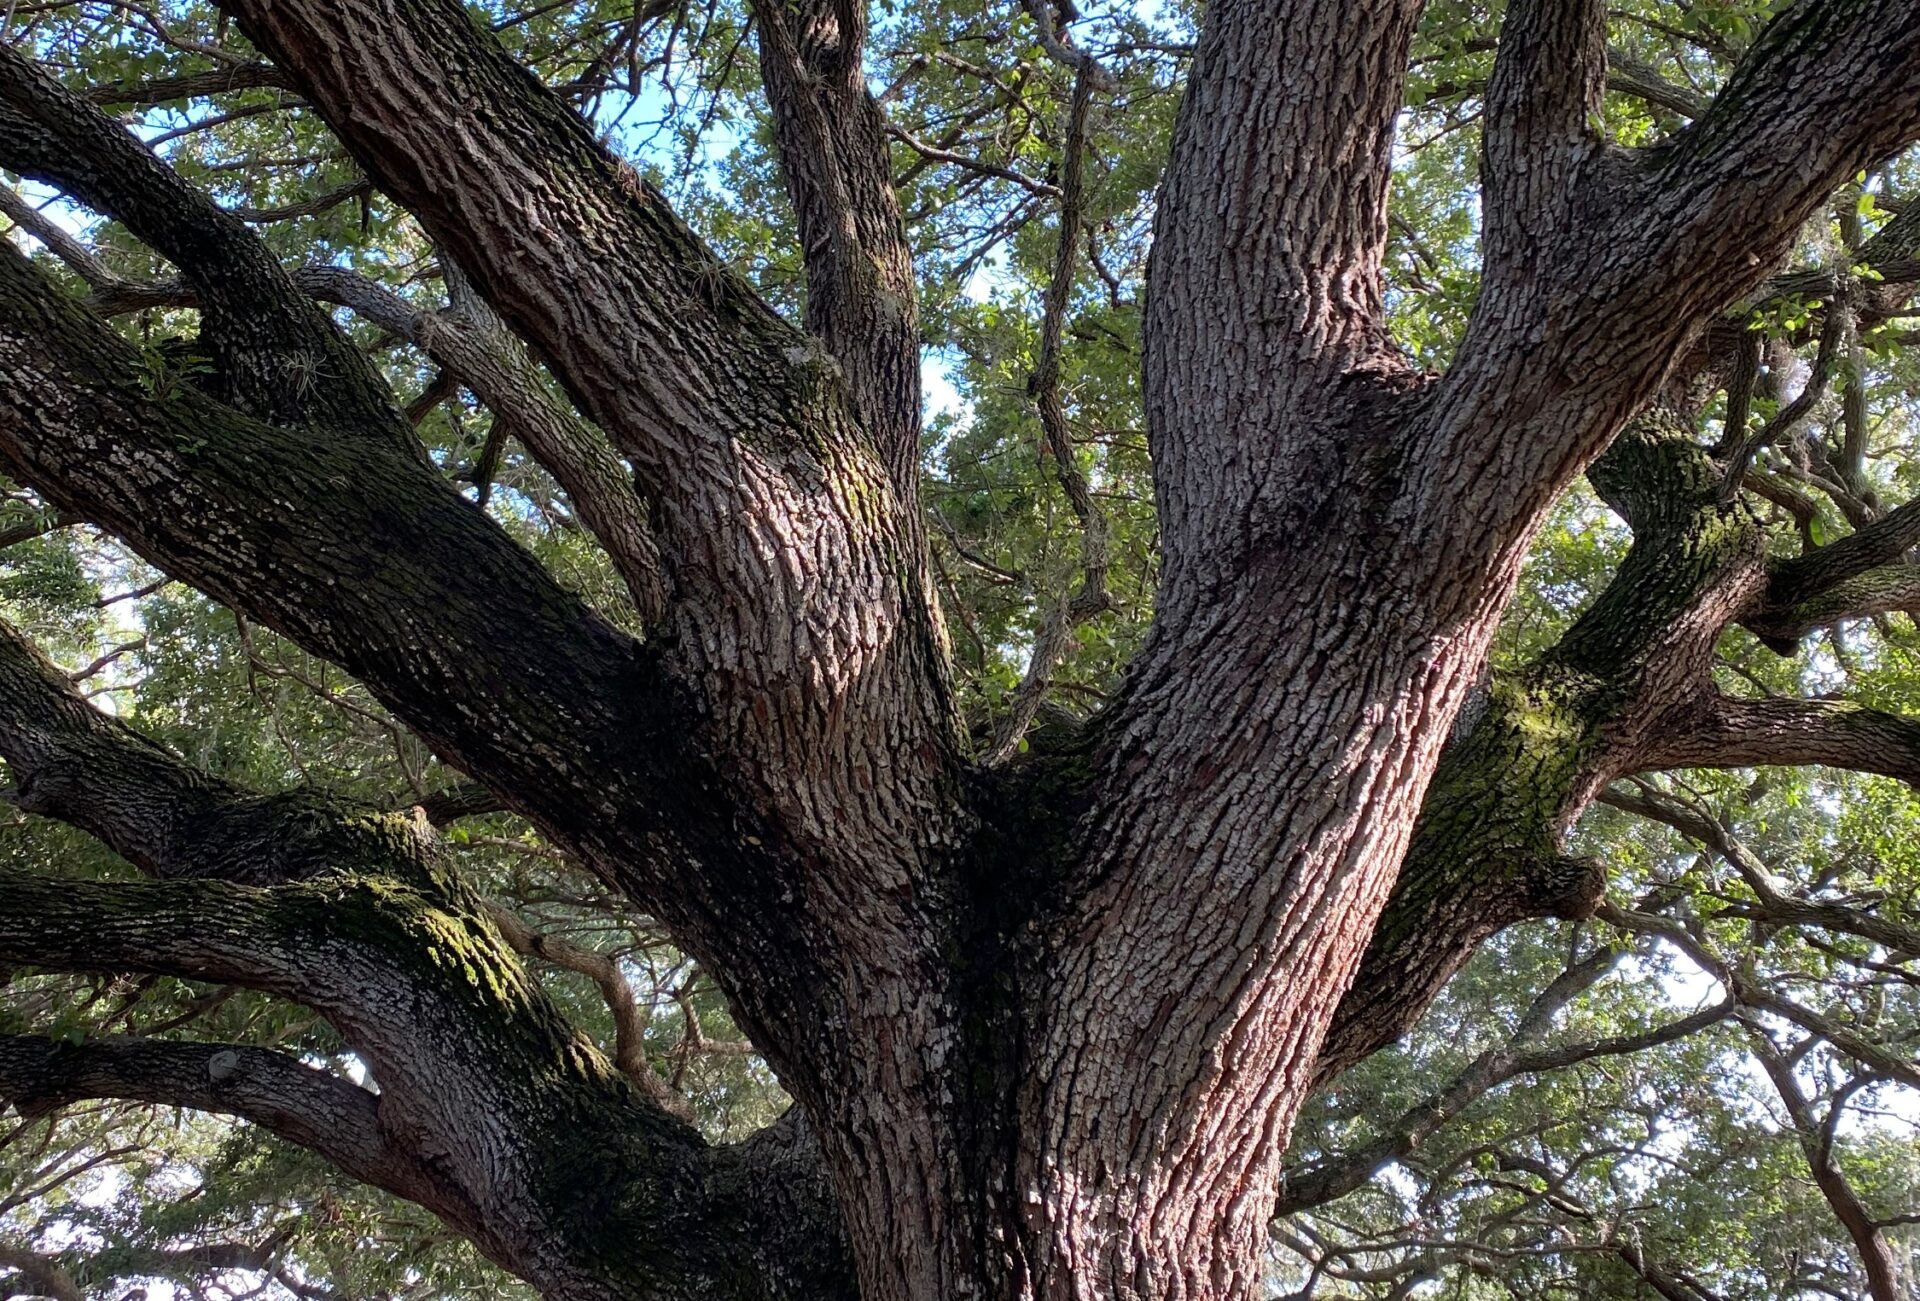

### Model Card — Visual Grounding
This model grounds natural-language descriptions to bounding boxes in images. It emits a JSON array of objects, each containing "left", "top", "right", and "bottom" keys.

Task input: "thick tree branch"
[
  {"left": 1479, "top": 0, "right": 1607, "bottom": 274},
  {"left": 0, "top": 614, "right": 398, "bottom": 884},
  {"left": 296, "top": 264, "right": 667, "bottom": 623},
  {"left": 0, "top": 44, "right": 401, "bottom": 435},
  {"left": 211, "top": 10, "right": 968, "bottom": 1040},
  {"left": 1638, "top": 691, "right": 1920, "bottom": 787},
  {"left": 0, "top": 239, "right": 740, "bottom": 938},
  {"left": 1418, "top": 0, "right": 1920, "bottom": 575},
  {"left": 0, "top": 1035, "right": 429, "bottom": 1205},
  {"left": 60, "top": 259, "right": 669, "bottom": 621},
  {"left": 0, "top": 612, "right": 849, "bottom": 1296},
  {"left": 750, "top": 0, "right": 924, "bottom": 497},
  {"left": 0, "top": 861, "right": 835, "bottom": 1298},
  {"left": 1314, "top": 416, "right": 1765, "bottom": 1085},
  {"left": 1745, "top": 562, "right": 1920, "bottom": 647},
  {"left": 213, "top": 0, "right": 924, "bottom": 578},
  {"left": 1767, "top": 492, "right": 1920, "bottom": 613},
  {"left": 1142, "top": 0, "right": 1422, "bottom": 591},
  {"left": 1661, "top": 3, "right": 1920, "bottom": 243}
]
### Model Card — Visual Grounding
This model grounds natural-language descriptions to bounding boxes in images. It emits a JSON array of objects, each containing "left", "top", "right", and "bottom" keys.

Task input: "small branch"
[
  {"left": 1019, "top": 0, "right": 1115, "bottom": 88},
  {"left": 483, "top": 901, "right": 691, "bottom": 1118},
  {"left": 0, "top": 44, "right": 399, "bottom": 436},
  {"left": 297, "top": 263, "right": 666, "bottom": 622},
  {"left": 1721, "top": 290, "right": 1850, "bottom": 499},
  {"left": 1598, "top": 904, "right": 1920, "bottom": 1092},
  {"left": 84, "top": 62, "right": 292, "bottom": 105},
  {"left": 988, "top": 66, "right": 1111, "bottom": 763},
  {"left": 65, "top": 636, "right": 146, "bottom": 684},
  {"left": 1741, "top": 1021, "right": 1903, "bottom": 1301},
  {"left": 1282, "top": 943, "right": 1733, "bottom": 1215},
  {"left": 1603, "top": 48, "right": 1708, "bottom": 118},
  {"left": 884, "top": 125, "right": 1060, "bottom": 198},
  {"left": 0, "top": 509, "right": 76, "bottom": 551},
  {"left": 0, "top": 186, "right": 112, "bottom": 288},
  {"left": 225, "top": 178, "right": 372, "bottom": 224}
]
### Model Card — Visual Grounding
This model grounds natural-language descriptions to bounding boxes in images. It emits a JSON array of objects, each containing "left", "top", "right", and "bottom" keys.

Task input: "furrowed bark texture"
[
  {"left": 1311, "top": 140, "right": 1920, "bottom": 1088},
  {"left": 0, "top": 620, "right": 851, "bottom": 1301},
  {"left": 1002, "top": 1, "right": 1920, "bottom": 1295},
  {"left": 749, "top": 0, "right": 925, "bottom": 499},
  {"left": 1314, "top": 414, "right": 1771, "bottom": 1085},
  {"left": 189, "top": 25, "right": 980, "bottom": 1227},
  {"left": 4, "top": 2, "right": 1920, "bottom": 1300}
]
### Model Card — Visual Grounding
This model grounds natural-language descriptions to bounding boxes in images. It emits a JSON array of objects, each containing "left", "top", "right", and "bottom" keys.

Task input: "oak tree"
[{"left": 3, "top": 1, "right": 1920, "bottom": 1298}]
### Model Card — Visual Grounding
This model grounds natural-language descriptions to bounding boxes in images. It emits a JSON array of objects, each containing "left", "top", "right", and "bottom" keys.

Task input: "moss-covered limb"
[
  {"left": 0, "top": 616, "right": 437, "bottom": 886},
  {"left": 0, "top": 865, "right": 841, "bottom": 1300},
  {"left": 1637, "top": 691, "right": 1920, "bottom": 788},
  {"left": 0, "top": 651, "right": 816, "bottom": 1301},
  {"left": 1309, "top": 672, "right": 1612, "bottom": 1087},
  {"left": 0, "top": 636, "right": 857, "bottom": 1299},
  {"left": 0, "top": 1035, "right": 436, "bottom": 1207},
  {"left": 0, "top": 239, "right": 735, "bottom": 927},
  {"left": 1313, "top": 419, "right": 1765, "bottom": 1087},
  {"left": 0, "top": 65, "right": 959, "bottom": 1130},
  {"left": 1766, "top": 493, "right": 1920, "bottom": 615},
  {"left": 212, "top": 1, "right": 970, "bottom": 994},
  {"left": 0, "top": 1028, "right": 856, "bottom": 1301},
  {"left": 0, "top": 43, "right": 402, "bottom": 436},
  {"left": 1744, "top": 561, "right": 1920, "bottom": 648},
  {"left": 0, "top": 236, "right": 669, "bottom": 824},
  {"left": 1313, "top": 412, "right": 1920, "bottom": 1086}
]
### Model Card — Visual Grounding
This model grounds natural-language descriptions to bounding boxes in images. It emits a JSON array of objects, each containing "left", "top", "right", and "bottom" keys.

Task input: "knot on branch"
[
  {"left": 1525, "top": 853, "right": 1606, "bottom": 922},
  {"left": 1586, "top": 410, "right": 1726, "bottom": 530}
]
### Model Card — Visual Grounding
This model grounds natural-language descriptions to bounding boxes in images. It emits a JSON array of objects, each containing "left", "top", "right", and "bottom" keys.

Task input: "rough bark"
[
  {"left": 749, "top": 0, "right": 924, "bottom": 499},
  {"left": 0, "top": 619, "right": 851, "bottom": 1301},
  {"left": 3, "top": 3, "right": 1920, "bottom": 1300},
  {"left": 1314, "top": 413, "right": 1769, "bottom": 1085}
]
